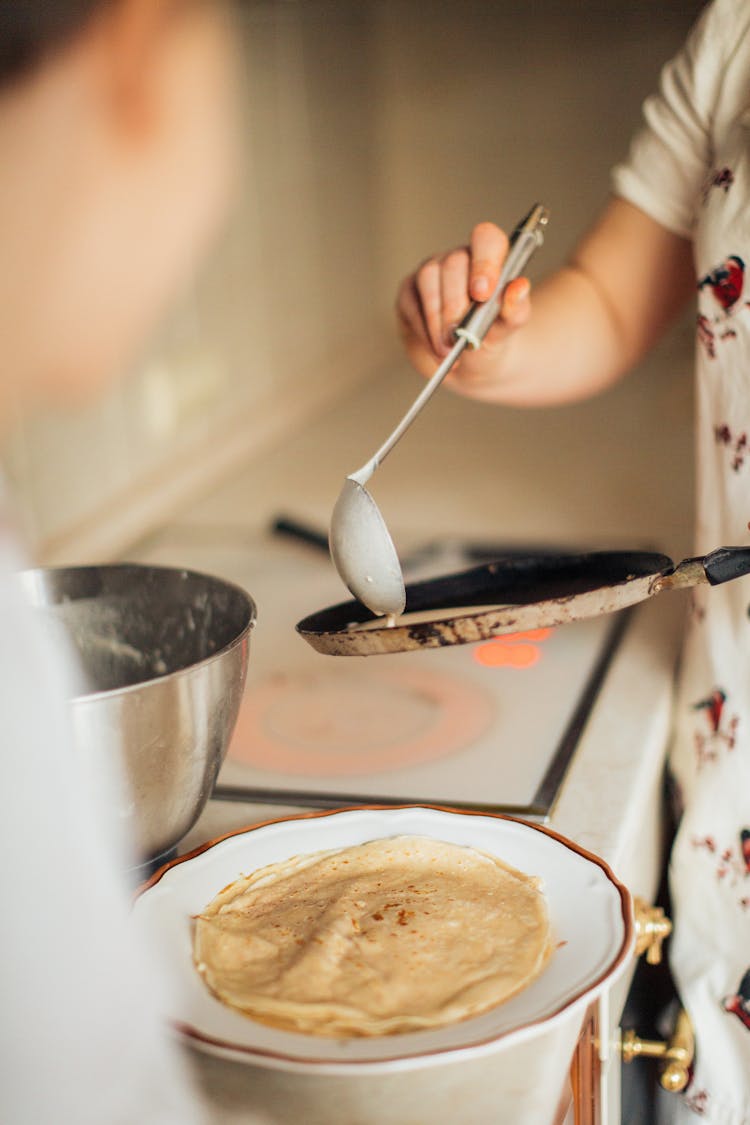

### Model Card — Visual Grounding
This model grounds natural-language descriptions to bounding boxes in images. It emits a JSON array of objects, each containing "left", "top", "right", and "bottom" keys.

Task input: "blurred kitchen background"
[{"left": 5, "top": 0, "right": 705, "bottom": 565}]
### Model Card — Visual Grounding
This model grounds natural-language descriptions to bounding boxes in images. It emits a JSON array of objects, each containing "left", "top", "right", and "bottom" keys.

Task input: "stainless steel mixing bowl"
[{"left": 20, "top": 563, "right": 255, "bottom": 863}]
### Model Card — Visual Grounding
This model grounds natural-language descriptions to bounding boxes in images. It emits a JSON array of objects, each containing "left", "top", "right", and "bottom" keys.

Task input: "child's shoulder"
[
  {"left": 700, "top": 0, "right": 750, "bottom": 45},
  {"left": 685, "top": 0, "right": 750, "bottom": 98}
]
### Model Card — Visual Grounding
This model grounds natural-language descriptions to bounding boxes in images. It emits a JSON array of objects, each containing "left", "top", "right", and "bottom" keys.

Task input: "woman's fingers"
[
  {"left": 499, "top": 276, "right": 531, "bottom": 328},
  {"left": 414, "top": 257, "right": 444, "bottom": 356},
  {"left": 469, "top": 221, "right": 508, "bottom": 302},
  {"left": 396, "top": 275, "right": 442, "bottom": 377},
  {"left": 397, "top": 221, "right": 525, "bottom": 366},
  {"left": 440, "top": 247, "right": 471, "bottom": 349}
]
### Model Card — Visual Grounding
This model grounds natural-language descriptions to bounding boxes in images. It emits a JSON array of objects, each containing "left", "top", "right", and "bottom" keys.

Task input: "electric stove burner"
[
  {"left": 182, "top": 527, "right": 635, "bottom": 821},
  {"left": 228, "top": 668, "right": 495, "bottom": 776}
]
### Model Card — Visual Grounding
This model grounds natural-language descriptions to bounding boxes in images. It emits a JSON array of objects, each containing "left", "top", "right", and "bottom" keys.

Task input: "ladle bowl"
[{"left": 329, "top": 478, "right": 406, "bottom": 616}]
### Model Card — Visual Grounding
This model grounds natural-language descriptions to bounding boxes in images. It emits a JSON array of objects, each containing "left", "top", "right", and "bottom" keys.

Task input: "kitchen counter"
[{"left": 131, "top": 360, "right": 689, "bottom": 1123}]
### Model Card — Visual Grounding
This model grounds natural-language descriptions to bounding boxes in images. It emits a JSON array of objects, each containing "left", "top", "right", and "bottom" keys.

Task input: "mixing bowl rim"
[{"left": 20, "top": 561, "right": 256, "bottom": 702}]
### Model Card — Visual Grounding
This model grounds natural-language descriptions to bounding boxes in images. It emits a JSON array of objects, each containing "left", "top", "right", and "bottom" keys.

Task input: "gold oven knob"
[
  {"left": 633, "top": 897, "right": 672, "bottom": 965},
  {"left": 621, "top": 1009, "right": 695, "bottom": 1093}
]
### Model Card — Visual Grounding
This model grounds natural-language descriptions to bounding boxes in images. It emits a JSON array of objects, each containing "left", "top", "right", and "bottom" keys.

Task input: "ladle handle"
[
  {"left": 351, "top": 336, "right": 468, "bottom": 485},
  {"left": 455, "top": 202, "right": 550, "bottom": 349},
  {"left": 351, "top": 203, "right": 550, "bottom": 486}
]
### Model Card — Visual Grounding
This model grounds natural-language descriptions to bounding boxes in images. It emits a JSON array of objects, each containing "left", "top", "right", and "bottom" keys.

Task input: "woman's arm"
[{"left": 396, "top": 197, "right": 696, "bottom": 407}]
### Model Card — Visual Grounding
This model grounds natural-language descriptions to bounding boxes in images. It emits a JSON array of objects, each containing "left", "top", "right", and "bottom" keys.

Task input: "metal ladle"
[{"left": 329, "top": 203, "right": 550, "bottom": 617}]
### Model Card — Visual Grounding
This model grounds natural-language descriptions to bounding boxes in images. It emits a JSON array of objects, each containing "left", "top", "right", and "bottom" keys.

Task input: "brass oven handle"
[
  {"left": 633, "top": 897, "right": 672, "bottom": 965},
  {"left": 621, "top": 1009, "right": 695, "bottom": 1093}
]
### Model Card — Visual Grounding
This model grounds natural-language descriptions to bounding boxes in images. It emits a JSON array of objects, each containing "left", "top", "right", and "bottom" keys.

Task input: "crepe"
[{"left": 193, "top": 834, "right": 552, "bottom": 1037}]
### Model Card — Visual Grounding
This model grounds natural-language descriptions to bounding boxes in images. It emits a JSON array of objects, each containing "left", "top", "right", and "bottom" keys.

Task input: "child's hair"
[{"left": 0, "top": 1, "right": 112, "bottom": 87}]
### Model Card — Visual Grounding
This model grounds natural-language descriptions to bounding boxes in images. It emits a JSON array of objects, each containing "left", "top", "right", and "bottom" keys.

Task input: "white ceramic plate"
[{"left": 133, "top": 806, "right": 633, "bottom": 1073}]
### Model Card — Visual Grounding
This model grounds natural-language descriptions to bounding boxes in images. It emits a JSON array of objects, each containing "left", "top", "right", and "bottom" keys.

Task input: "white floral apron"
[
  {"left": 608, "top": 3, "right": 750, "bottom": 1117},
  {"left": 665, "top": 121, "right": 750, "bottom": 1125}
]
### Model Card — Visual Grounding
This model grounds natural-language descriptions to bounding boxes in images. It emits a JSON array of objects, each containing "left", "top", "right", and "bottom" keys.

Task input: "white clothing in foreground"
[{"left": 0, "top": 506, "right": 210, "bottom": 1124}]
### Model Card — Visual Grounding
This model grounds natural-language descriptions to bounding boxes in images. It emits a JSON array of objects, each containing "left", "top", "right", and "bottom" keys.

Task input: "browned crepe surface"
[{"left": 193, "top": 835, "right": 552, "bottom": 1037}]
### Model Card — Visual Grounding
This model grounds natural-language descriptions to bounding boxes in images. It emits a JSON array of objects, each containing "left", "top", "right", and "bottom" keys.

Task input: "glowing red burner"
[{"left": 473, "top": 628, "right": 554, "bottom": 670}]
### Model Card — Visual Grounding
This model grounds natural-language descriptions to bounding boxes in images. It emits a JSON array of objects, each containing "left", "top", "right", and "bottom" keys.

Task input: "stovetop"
[{"left": 179, "top": 524, "right": 634, "bottom": 821}]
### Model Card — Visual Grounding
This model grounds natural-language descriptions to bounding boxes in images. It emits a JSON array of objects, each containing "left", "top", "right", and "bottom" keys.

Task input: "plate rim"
[{"left": 137, "top": 804, "right": 634, "bottom": 1071}]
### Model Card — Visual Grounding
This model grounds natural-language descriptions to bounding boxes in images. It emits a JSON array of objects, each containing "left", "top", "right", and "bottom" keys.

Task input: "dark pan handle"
[
  {"left": 702, "top": 545, "right": 750, "bottom": 585},
  {"left": 271, "top": 514, "right": 330, "bottom": 553}
]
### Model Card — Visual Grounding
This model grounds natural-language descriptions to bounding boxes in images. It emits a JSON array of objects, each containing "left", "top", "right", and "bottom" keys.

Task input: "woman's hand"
[
  {"left": 396, "top": 221, "right": 532, "bottom": 381},
  {"left": 394, "top": 200, "right": 695, "bottom": 408}
]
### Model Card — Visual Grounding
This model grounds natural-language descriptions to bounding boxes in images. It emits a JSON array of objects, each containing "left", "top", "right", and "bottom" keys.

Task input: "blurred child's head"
[{"left": 0, "top": 0, "right": 238, "bottom": 416}]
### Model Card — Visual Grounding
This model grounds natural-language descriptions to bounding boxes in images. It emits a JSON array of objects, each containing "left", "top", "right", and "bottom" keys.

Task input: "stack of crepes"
[{"left": 193, "top": 834, "right": 552, "bottom": 1037}]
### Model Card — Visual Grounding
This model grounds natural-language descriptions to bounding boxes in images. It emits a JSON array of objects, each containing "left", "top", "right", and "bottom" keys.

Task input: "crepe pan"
[{"left": 296, "top": 544, "right": 750, "bottom": 656}]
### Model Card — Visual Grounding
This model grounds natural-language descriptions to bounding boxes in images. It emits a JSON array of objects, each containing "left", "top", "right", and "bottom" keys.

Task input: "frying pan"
[{"left": 296, "top": 545, "right": 750, "bottom": 656}]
